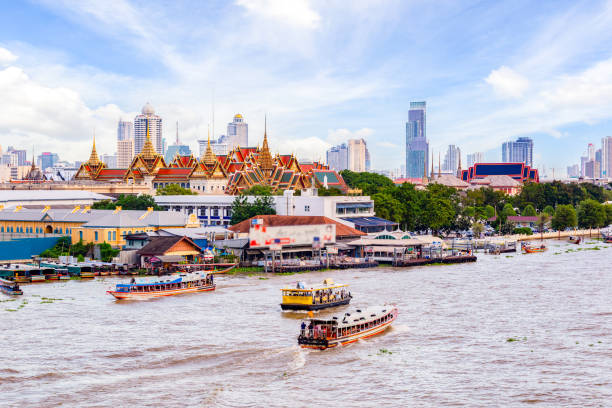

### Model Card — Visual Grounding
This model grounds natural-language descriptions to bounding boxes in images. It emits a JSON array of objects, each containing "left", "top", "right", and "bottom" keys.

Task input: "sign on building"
[{"left": 249, "top": 223, "right": 336, "bottom": 249}]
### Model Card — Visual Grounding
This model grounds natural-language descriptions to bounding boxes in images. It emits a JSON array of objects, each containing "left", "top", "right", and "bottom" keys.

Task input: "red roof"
[
  {"left": 97, "top": 169, "right": 127, "bottom": 177},
  {"left": 229, "top": 215, "right": 365, "bottom": 239},
  {"left": 156, "top": 168, "right": 192, "bottom": 176}
]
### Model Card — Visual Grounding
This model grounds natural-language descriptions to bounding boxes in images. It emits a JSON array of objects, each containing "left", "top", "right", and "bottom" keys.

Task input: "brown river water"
[{"left": 1, "top": 240, "right": 611, "bottom": 407}]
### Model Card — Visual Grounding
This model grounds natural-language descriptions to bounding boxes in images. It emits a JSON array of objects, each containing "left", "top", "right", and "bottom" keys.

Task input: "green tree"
[
  {"left": 577, "top": 199, "right": 606, "bottom": 228},
  {"left": 339, "top": 170, "right": 394, "bottom": 196},
  {"left": 537, "top": 213, "right": 550, "bottom": 240},
  {"left": 471, "top": 221, "right": 484, "bottom": 238},
  {"left": 551, "top": 204, "right": 577, "bottom": 231},
  {"left": 604, "top": 204, "right": 612, "bottom": 226},
  {"left": 484, "top": 205, "right": 496, "bottom": 219},
  {"left": 521, "top": 204, "right": 537, "bottom": 216},
  {"left": 99, "top": 242, "right": 120, "bottom": 262},
  {"left": 500, "top": 222, "right": 514, "bottom": 235},
  {"left": 501, "top": 203, "right": 517, "bottom": 217},
  {"left": 241, "top": 185, "right": 274, "bottom": 196},
  {"left": 156, "top": 184, "right": 197, "bottom": 195},
  {"left": 318, "top": 187, "right": 343, "bottom": 196},
  {"left": 542, "top": 205, "right": 555, "bottom": 217},
  {"left": 230, "top": 195, "right": 277, "bottom": 225},
  {"left": 92, "top": 194, "right": 161, "bottom": 211},
  {"left": 372, "top": 193, "right": 403, "bottom": 223},
  {"left": 421, "top": 196, "right": 455, "bottom": 233}
]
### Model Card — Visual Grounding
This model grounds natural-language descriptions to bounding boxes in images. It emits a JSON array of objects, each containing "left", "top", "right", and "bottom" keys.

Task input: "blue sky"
[{"left": 1, "top": 0, "right": 612, "bottom": 176}]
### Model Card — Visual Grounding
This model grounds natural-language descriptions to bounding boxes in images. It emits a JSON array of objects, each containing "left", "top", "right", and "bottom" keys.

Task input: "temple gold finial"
[
  {"left": 202, "top": 123, "right": 217, "bottom": 166},
  {"left": 88, "top": 130, "right": 100, "bottom": 165},
  {"left": 258, "top": 115, "right": 273, "bottom": 170}
]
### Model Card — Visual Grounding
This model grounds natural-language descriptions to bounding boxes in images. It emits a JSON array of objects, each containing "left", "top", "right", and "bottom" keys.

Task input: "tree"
[
  {"left": 551, "top": 204, "right": 577, "bottom": 232},
  {"left": 241, "top": 185, "right": 274, "bottom": 196},
  {"left": 471, "top": 222, "right": 484, "bottom": 238},
  {"left": 230, "top": 195, "right": 276, "bottom": 225},
  {"left": 92, "top": 194, "right": 161, "bottom": 211},
  {"left": 537, "top": 213, "right": 550, "bottom": 240},
  {"left": 500, "top": 222, "right": 514, "bottom": 235},
  {"left": 521, "top": 204, "right": 537, "bottom": 216},
  {"left": 501, "top": 203, "right": 517, "bottom": 217},
  {"left": 542, "top": 205, "right": 555, "bottom": 217},
  {"left": 577, "top": 199, "right": 606, "bottom": 229},
  {"left": 99, "top": 242, "right": 120, "bottom": 262},
  {"left": 156, "top": 184, "right": 197, "bottom": 195},
  {"left": 484, "top": 205, "right": 496, "bottom": 219},
  {"left": 604, "top": 204, "right": 612, "bottom": 226},
  {"left": 318, "top": 187, "right": 343, "bottom": 196},
  {"left": 339, "top": 170, "right": 394, "bottom": 196},
  {"left": 372, "top": 193, "right": 403, "bottom": 223}
]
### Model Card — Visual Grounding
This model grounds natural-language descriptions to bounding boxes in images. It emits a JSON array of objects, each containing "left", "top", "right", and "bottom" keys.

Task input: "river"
[{"left": 1, "top": 240, "right": 611, "bottom": 407}]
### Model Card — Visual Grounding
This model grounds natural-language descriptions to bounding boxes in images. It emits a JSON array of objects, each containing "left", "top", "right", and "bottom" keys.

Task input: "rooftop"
[{"left": 229, "top": 215, "right": 365, "bottom": 239}]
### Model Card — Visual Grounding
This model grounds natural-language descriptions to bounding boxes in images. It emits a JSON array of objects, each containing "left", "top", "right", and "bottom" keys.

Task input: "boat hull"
[
  {"left": 107, "top": 284, "right": 215, "bottom": 299},
  {"left": 0, "top": 287, "right": 23, "bottom": 295},
  {"left": 281, "top": 297, "right": 351, "bottom": 311},
  {"left": 29, "top": 276, "right": 46, "bottom": 282},
  {"left": 13, "top": 276, "right": 30, "bottom": 283},
  {"left": 298, "top": 311, "right": 397, "bottom": 350}
]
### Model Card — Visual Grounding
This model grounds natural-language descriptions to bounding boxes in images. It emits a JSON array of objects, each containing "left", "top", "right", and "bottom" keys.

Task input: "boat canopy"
[
  {"left": 306, "top": 305, "right": 393, "bottom": 328},
  {"left": 283, "top": 282, "right": 348, "bottom": 292}
]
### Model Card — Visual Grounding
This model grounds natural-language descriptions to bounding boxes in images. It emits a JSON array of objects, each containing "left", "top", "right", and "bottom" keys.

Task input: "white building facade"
[{"left": 134, "top": 103, "right": 163, "bottom": 155}]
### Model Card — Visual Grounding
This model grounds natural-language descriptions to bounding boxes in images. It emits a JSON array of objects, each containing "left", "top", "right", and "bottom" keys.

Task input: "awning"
[
  {"left": 336, "top": 203, "right": 373, "bottom": 209},
  {"left": 341, "top": 217, "right": 398, "bottom": 227},
  {"left": 155, "top": 255, "right": 185, "bottom": 263}
]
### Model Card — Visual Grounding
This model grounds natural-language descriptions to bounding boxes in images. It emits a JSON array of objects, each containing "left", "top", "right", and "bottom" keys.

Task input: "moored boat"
[
  {"left": 281, "top": 279, "right": 351, "bottom": 311},
  {"left": 0, "top": 277, "right": 23, "bottom": 295},
  {"left": 601, "top": 230, "right": 612, "bottom": 243},
  {"left": 76, "top": 264, "right": 95, "bottom": 279},
  {"left": 567, "top": 236, "right": 581, "bottom": 244},
  {"left": 57, "top": 268, "right": 70, "bottom": 280},
  {"left": 41, "top": 267, "right": 59, "bottom": 280},
  {"left": 298, "top": 305, "right": 398, "bottom": 350},
  {"left": 107, "top": 272, "right": 215, "bottom": 299}
]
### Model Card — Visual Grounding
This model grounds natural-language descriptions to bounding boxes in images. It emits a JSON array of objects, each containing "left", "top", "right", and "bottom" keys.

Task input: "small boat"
[
  {"left": 601, "top": 231, "right": 612, "bottom": 243},
  {"left": 107, "top": 272, "right": 216, "bottom": 300},
  {"left": 57, "top": 268, "right": 70, "bottom": 280},
  {"left": 0, "top": 278, "right": 23, "bottom": 295},
  {"left": 521, "top": 243, "right": 547, "bottom": 253},
  {"left": 281, "top": 279, "right": 352, "bottom": 311},
  {"left": 41, "top": 267, "right": 59, "bottom": 280},
  {"left": 567, "top": 236, "right": 581, "bottom": 244},
  {"left": 76, "top": 265, "right": 95, "bottom": 279},
  {"left": 298, "top": 305, "right": 398, "bottom": 350}
]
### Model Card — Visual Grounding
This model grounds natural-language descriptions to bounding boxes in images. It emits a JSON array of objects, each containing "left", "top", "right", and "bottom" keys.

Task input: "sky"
[{"left": 2, "top": 0, "right": 612, "bottom": 176}]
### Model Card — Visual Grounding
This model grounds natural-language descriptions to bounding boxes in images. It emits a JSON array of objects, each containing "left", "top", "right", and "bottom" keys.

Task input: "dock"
[{"left": 393, "top": 255, "right": 477, "bottom": 267}]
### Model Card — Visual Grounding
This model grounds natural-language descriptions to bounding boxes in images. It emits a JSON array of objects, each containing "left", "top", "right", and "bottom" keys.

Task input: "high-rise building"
[
  {"left": 117, "top": 119, "right": 134, "bottom": 168},
  {"left": 601, "top": 136, "right": 612, "bottom": 178},
  {"left": 326, "top": 143, "right": 349, "bottom": 171},
  {"left": 164, "top": 122, "right": 192, "bottom": 162},
  {"left": 6, "top": 147, "right": 27, "bottom": 166},
  {"left": 405, "top": 101, "right": 428, "bottom": 178},
  {"left": 101, "top": 154, "right": 117, "bottom": 168},
  {"left": 467, "top": 152, "right": 484, "bottom": 167},
  {"left": 348, "top": 139, "right": 367, "bottom": 172},
  {"left": 443, "top": 145, "right": 461, "bottom": 172},
  {"left": 580, "top": 155, "right": 588, "bottom": 178},
  {"left": 595, "top": 148, "right": 602, "bottom": 178},
  {"left": 227, "top": 114, "right": 248, "bottom": 150},
  {"left": 37, "top": 152, "right": 59, "bottom": 171},
  {"left": 134, "top": 102, "right": 162, "bottom": 155},
  {"left": 587, "top": 143, "right": 595, "bottom": 160},
  {"left": 567, "top": 164, "right": 579, "bottom": 178},
  {"left": 585, "top": 160, "right": 600, "bottom": 179},
  {"left": 365, "top": 146, "right": 371, "bottom": 171},
  {"left": 502, "top": 136, "right": 533, "bottom": 167},
  {"left": 117, "top": 120, "right": 133, "bottom": 141}
]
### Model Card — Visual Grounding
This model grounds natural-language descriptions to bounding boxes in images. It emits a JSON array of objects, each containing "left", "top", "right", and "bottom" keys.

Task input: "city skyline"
[{"left": 2, "top": 2, "right": 612, "bottom": 173}]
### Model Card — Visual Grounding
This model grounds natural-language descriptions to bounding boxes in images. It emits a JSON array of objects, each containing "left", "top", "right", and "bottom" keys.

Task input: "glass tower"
[{"left": 405, "top": 101, "right": 429, "bottom": 178}]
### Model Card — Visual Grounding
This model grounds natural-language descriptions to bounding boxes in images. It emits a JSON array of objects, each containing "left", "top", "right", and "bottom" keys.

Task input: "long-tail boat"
[
  {"left": 0, "top": 277, "right": 23, "bottom": 295},
  {"left": 521, "top": 242, "right": 547, "bottom": 253},
  {"left": 298, "top": 305, "right": 398, "bottom": 350},
  {"left": 107, "top": 272, "right": 216, "bottom": 300}
]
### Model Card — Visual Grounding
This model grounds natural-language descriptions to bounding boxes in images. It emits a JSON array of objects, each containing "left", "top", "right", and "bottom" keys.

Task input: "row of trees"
[{"left": 339, "top": 171, "right": 612, "bottom": 234}]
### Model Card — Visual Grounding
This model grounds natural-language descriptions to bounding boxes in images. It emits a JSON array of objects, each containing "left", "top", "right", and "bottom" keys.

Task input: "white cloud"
[
  {"left": 485, "top": 66, "right": 529, "bottom": 98},
  {"left": 0, "top": 47, "right": 17, "bottom": 65},
  {"left": 235, "top": 0, "right": 321, "bottom": 29},
  {"left": 326, "top": 128, "right": 373, "bottom": 145}
]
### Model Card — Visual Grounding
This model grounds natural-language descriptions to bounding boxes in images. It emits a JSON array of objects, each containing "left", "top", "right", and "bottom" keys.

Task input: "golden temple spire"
[
  {"left": 88, "top": 131, "right": 101, "bottom": 165},
  {"left": 202, "top": 125, "right": 217, "bottom": 166},
  {"left": 258, "top": 115, "right": 273, "bottom": 170},
  {"left": 140, "top": 118, "right": 158, "bottom": 160}
]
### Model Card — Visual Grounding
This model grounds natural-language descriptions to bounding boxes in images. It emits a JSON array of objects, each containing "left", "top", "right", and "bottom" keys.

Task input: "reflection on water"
[{"left": 2, "top": 240, "right": 612, "bottom": 406}]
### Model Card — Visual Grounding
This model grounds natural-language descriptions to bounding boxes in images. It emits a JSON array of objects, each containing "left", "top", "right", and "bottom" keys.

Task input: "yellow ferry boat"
[
  {"left": 298, "top": 305, "right": 398, "bottom": 350},
  {"left": 281, "top": 279, "right": 352, "bottom": 311}
]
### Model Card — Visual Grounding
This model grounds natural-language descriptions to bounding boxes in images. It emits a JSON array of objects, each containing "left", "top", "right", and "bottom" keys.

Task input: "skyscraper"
[
  {"left": 467, "top": 152, "right": 484, "bottom": 167},
  {"left": 227, "top": 114, "right": 248, "bottom": 150},
  {"left": 326, "top": 143, "right": 349, "bottom": 171},
  {"left": 502, "top": 136, "right": 533, "bottom": 167},
  {"left": 164, "top": 122, "right": 192, "bottom": 162},
  {"left": 601, "top": 136, "right": 612, "bottom": 178},
  {"left": 348, "top": 139, "right": 367, "bottom": 172},
  {"left": 117, "top": 119, "right": 134, "bottom": 168},
  {"left": 134, "top": 102, "right": 162, "bottom": 155},
  {"left": 442, "top": 145, "right": 461, "bottom": 172},
  {"left": 405, "top": 101, "right": 428, "bottom": 178}
]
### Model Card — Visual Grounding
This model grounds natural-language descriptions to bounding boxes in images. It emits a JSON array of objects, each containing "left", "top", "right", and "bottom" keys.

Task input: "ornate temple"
[{"left": 74, "top": 122, "right": 347, "bottom": 194}]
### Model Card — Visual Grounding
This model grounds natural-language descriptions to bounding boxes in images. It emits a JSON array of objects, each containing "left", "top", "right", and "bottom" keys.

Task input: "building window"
[
  {"left": 95, "top": 231, "right": 99, "bottom": 241},
  {"left": 108, "top": 231, "right": 112, "bottom": 241},
  {"left": 305, "top": 205, "right": 310, "bottom": 212},
  {"left": 213, "top": 208, "right": 219, "bottom": 217},
  {"left": 113, "top": 231, "right": 116, "bottom": 241},
  {"left": 80, "top": 231, "right": 83, "bottom": 240}
]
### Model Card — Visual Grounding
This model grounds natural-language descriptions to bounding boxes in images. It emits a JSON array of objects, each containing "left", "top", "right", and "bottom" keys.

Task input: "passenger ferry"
[
  {"left": 298, "top": 305, "right": 398, "bottom": 350},
  {"left": 281, "top": 279, "right": 351, "bottom": 311},
  {"left": 0, "top": 277, "right": 23, "bottom": 295},
  {"left": 107, "top": 272, "right": 215, "bottom": 300}
]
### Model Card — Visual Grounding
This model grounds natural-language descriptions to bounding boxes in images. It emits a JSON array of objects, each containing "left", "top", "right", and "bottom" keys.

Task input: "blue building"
[{"left": 405, "top": 101, "right": 429, "bottom": 178}]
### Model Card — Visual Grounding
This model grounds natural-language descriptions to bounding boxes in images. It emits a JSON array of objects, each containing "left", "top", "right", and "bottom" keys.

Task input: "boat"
[
  {"left": 521, "top": 242, "right": 547, "bottom": 253},
  {"left": 298, "top": 305, "right": 398, "bottom": 350},
  {"left": 41, "top": 267, "right": 59, "bottom": 280},
  {"left": 0, "top": 278, "right": 23, "bottom": 295},
  {"left": 567, "top": 236, "right": 581, "bottom": 244},
  {"left": 281, "top": 279, "right": 352, "bottom": 311},
  {"left": 76, "top": 264, "right": 95, "bottom": 279},
  {"left": 27, "top": 268, "right": 46, "bottom": 282},
  {"left": 601, "top": 230, "right": 612, "bottom": 243},
  {"left": 0, "top": 265, "right": 30, "bottom": 283},
  {"left": 107, "top": 272, "right": 216, "bottom": 300},
  {"left": 57, "top": 268, "right": 70, "bottom": 280}
]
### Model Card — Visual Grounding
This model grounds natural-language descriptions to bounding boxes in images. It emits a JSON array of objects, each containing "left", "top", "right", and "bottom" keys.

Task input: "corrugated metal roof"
[
  {"left": 229, "top": 215, "right": 365, "bottom": 238},
  {"left": 0, "top": 190, "right": 112, "bottom": 203}
]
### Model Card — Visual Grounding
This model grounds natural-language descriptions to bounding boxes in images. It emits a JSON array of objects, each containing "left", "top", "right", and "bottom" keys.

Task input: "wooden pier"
[{"left": 393, "top": 255, "right": 477, "bottom": 267}]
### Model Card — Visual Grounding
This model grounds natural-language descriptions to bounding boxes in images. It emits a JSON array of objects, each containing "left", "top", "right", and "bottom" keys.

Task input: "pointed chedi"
[
  {"left": 258, "top": 116, "right": 274, "bottom": 170},
  {"left": 202, "top": 126, "right": 217, "bottom": 166}
]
